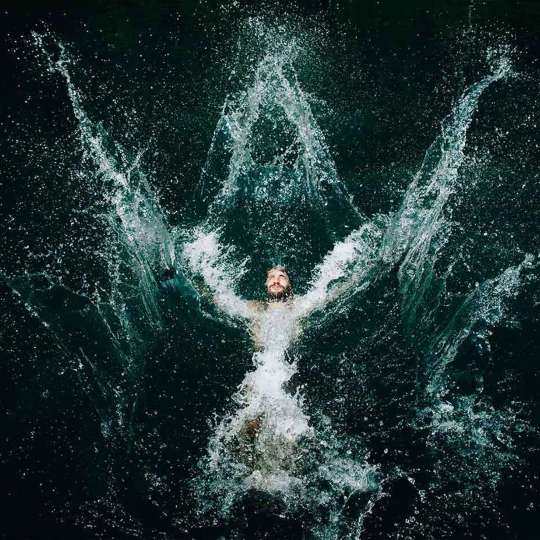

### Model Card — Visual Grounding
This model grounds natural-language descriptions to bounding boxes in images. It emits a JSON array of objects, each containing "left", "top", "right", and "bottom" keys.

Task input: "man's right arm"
[{"left": 181, "top": 229, "right": 256, "bottom": 323}]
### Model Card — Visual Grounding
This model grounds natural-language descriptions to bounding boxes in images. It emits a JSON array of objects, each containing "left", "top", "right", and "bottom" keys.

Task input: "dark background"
[{"left": 1, "top": 1, "right": 539, "bottom": 539}]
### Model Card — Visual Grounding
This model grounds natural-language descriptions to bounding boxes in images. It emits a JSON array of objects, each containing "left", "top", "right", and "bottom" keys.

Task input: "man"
[
  {"left": 163, "top": 228, "right": 371, "bottom": 483},
  {"left": 236, "top": 265, "right": 295, "bottom": 448},
  {"left": 161, "top": 262, "right": 297, "bottom": 348},
  {"left": 160, "top": 260, "right": 301, "bottom": 448}
]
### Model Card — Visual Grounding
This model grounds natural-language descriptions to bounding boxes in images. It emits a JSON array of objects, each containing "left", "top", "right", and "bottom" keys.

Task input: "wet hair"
[{"left": 267, "top": 265, "right": 289, "bottom": 276}]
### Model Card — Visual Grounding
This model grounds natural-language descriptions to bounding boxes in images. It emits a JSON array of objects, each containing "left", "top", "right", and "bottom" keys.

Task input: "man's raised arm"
[
  {"left": 294, "top": 222, "right": 383, "bottom": 320},
  {"left": 182, "top": 229, "right": 255, "bottom": 322}
]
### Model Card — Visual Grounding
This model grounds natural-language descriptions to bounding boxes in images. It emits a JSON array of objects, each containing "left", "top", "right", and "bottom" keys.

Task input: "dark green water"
[{"left": 1, "top": 2, "right": 540, "bottom": 539}]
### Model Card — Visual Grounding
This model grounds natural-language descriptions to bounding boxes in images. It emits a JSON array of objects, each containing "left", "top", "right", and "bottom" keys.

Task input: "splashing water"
[
  {"left": 9, "top": 31, "right": 184, "bottom": 445},
  {"left": 5, "top": 21, "right": 538, "bottom": 540},
  {"left": 32, "top": 31, "right": 176, "bottom": 333},
  {"left": 184, "top": 226, "right": 380, "bottom": 533},
  {"left": 383, "top": 52, "right": 515, "bottom": 332},
  {"left": 198, "top": 27, "right": 363, "bottom": 284},
  {"left": 426, "top": 254, "right": 534, "bottom": 399},
  {"left": 202, "top": 47, "right": 354, "bottom": 213},
  {"left": 178, "top": 41, "right": 529, "bottom": 536}
]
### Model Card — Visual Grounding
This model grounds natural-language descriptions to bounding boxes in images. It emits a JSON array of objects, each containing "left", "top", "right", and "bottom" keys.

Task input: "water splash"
[
  {"left": 426, "top": 254, "right": 533, "bottom": 399},
  {"left": 183, "top": 228, "right": 252, "bottom": 322},
  {"left": 184, "top": 225, "right": 379, "bottom": 534},
  {"left": 383, "top": 52, "right": 514, "bottom": 331},
  {"left": 201, "top": 39, "right": 355, "bottom": 215},
  {"left": 6, "top": 21, "right": 537, "bottom": 540},
  {"left": 418, "top": 256, "right": 534, "bottom": 486},
  {"left": 374, "top": 49, "right": 535, "bottom": 512},
  {"left": 6, "top": 31, "right": 188, "bottom": 447},
  {"left": 181, "top": 45, "right": 533, "bottom": 537},
  {"left": 198, "top": 26, "right": 363, "bottom": 283},
  {"left": 32, "top": 31, "right": 176, "bottom": 333},
  {"left": 182, "top": 38, "right": 385, "bottom": 527}
]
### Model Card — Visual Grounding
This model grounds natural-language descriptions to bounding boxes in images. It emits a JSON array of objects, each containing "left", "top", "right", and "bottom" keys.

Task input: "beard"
[{"left": 267, "top": 285, "right": 291, "bottom": 301}]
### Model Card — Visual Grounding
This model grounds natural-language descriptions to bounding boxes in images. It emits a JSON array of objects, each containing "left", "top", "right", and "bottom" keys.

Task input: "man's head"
[{"left": 265, "top": 266, "right": 292, "bottom": 300}]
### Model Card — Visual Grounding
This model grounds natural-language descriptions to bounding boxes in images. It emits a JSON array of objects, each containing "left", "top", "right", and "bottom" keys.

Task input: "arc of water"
[
  {"left": 425, "top": 254, "right": 533, "bottom": 399},
  {"left": 23, "top": 32, "right": 196, "bottom": 444},
  {"left": 201, "top": 48, "right": 360, "bottom": 222},
  {"left": 382, "top": 56, "right": 514, "bottom": 329},
  {"left": 32, "top": 31, "right": 177, "bottom": 330}
]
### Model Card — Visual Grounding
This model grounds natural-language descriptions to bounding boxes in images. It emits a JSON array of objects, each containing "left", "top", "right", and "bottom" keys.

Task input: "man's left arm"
[{"left": 294, "top": 222, "right": 383, "bottom": 319}]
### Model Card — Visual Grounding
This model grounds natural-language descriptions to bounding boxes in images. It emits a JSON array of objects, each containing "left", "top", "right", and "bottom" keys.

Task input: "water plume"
[{"left": 383, "top": 52, "right": 515, "bottom": 331}]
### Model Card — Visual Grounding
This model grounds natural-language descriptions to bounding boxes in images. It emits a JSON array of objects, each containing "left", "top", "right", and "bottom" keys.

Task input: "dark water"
[{"left": 1, "top": 2, "right": 540, "bottom": 539}]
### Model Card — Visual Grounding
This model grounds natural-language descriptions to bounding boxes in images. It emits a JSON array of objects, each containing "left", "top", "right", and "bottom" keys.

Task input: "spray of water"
[
  {"left": 383, "top": 52, "right": 515, "bottom": 331},
  {"left": 426, "top": 254, "right": 533, "bottom": 399},
  {"left": 8, "top": 31, "right": 186, "bottom": 444},
  {"left": 201, "top": 41, "right": 356, "bottom": 217},
  {"left": 184, "top": 42, "right": 532, "bottom": 537},
  {"left": 32, "top": 31, "right": 176, "bottom": 333},
  {"left": 184, "top": 226, "right": 380, "bottom": 533},
  {"left": 6, "top": 23, "right": 535, "bottom": 539}
]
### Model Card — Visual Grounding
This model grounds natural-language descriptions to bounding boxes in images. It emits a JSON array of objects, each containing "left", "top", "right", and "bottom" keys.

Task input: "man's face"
[{"left": 265, "top": 267, "right": 291, "bottom": 299}]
